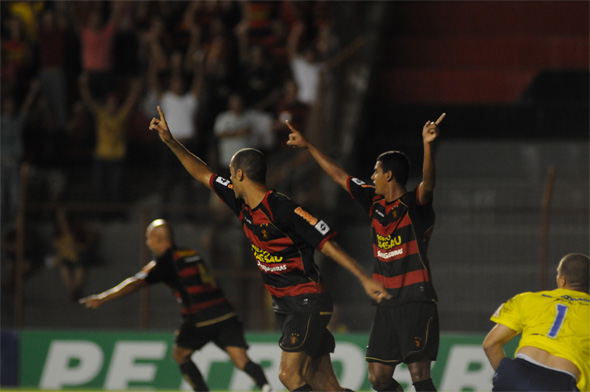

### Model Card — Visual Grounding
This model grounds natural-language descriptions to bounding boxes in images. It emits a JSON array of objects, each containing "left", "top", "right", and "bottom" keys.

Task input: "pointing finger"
[
  {"left": 435, "top": 112, "right": 446, "bottom": 125},
  {"left": 156, "top": 106, "right": 166, "bottom": 122},
  {"left": 285, "top": 120, "right": 296, "bottom": 132}
]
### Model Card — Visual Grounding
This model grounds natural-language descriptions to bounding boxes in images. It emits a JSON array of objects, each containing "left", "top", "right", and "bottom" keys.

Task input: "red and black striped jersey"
[
  {"left": 210, "top": 174, "right": 335, "bottom": 313},
  {"left": 135, "top": 247, "right": 235, "bottom": 323},
  {"left": 347, "top": 176, "right": 437, "bottom": 305}
]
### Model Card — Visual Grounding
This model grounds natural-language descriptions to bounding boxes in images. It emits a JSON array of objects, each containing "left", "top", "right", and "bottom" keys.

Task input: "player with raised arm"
[
  {"left": 149, "top": 106, "right": 390, "bottom": 392},
  {"left": 80, "top": 219, "right": 273, "bottom": 392},
  {"left": 286, "top": 114, "right": 445, "bottom": 392},
  {"left": 483, "top": 253, "right": 589, "bottom": 392}
]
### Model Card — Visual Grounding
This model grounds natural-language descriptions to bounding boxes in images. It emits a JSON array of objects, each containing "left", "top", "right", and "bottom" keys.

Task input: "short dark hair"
[
  {"left": 376, "top": 151, "right": 410, "bottom": 185},
  {"left": 232, "top": 148, "right": 267, "bottom": 184},
  {"left": 559, "top": 253, "right": 589, "bottom": 291}
]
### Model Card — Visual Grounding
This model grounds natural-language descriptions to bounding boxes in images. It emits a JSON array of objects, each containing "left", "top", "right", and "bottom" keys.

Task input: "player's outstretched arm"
[
  {"left": 321, "top": 240, "right": 391, "bottom": 303},
  {"left": 149, "top": 106, "right": 214, "bottom": 189},
  {"left": 79, "top": 277, "right": 143, "bottom": 309},
  {"left": 285, "top": 120, "right": 350, "bottom": 190},
  {"left": 482, "top": 323, "right": 518, "bottom": 370},
  {"left": 418, "top": 113, "right": 444, "bottom": 204}
]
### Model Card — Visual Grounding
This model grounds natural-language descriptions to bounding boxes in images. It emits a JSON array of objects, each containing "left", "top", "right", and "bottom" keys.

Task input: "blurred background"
[{"left": 1, "top": 0, "right": 588, "bottom": 338}]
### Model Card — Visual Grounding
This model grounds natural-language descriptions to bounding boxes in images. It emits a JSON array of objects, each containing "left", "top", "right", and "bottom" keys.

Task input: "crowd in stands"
[{"left": 1, "top": 1, "right": 338, "bottom": 219}]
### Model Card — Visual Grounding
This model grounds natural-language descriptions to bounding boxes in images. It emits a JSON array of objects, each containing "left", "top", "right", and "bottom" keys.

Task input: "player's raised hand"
[
  {"left": 285, "top": 120, "right": 310, "bottom": 148},
  {"left": 149, "top": 106, "right": 173, "bottom": 143},
  {"left": 79, "top": 295, "right": 102, "bottom": 309},
  {"left": 423, "top": 112, "right": 445, "bottom": 144},
  {"left": 361, "top": 277, "right": 392, "bottom": 304}
]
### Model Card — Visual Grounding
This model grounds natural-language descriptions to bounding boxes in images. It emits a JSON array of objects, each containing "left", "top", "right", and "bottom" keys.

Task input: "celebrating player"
[
  {"left": 149, "top": 106, "right": 390, "bottom": 391},
  {"left": 483, "top": 253, "right": 589, "bottom": 392},
  {"left": 286, "top": 114, "right": 444, "bottom": 391},
  {"left": 79, "top": 219, "right": 273, "bottom": 392}
]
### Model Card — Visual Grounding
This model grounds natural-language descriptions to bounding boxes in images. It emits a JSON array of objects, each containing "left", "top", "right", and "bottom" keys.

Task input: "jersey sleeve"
[
  {"left": 273, "top": 195, "right": 337, "bottom": 250},
  {"left": 210, "top": 174, "right": 244, "bottom": 217},
  {"left": 490, "top": 293, "right": 527, "bottom": 333},
  {"left": 134, "top": 254, "right": 176, "bottom": 285},
  {"left": 134, "top": 260, "right": 161, "bottom": 285},
  {"left": 347, "top": 176, "right": 377, "bottom": 214}
]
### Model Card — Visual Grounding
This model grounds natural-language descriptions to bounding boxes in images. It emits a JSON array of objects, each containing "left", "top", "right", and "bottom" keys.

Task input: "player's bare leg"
[
  {"left": 279, "top": 350, "right": 312, "bottom": 391},
  {"left": 368, "top": 362, "right": 403, "bottom": 391},
  {"left": 407, "top": 356, "right": 436, "bottom": 391},
  {"left": 172, "top": 344, "right": 208, "bottom": 391},
  {"left": 225, "top": 346, "right": 272, "bottom": 391},
  {"left": 307, "top": 353, "right": 346, "bottom": 391}
]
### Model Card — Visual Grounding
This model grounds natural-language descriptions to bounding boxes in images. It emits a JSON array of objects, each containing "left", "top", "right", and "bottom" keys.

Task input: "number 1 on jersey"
[{"left": 547, "top": 303, "right": 568, "bottom": 338}]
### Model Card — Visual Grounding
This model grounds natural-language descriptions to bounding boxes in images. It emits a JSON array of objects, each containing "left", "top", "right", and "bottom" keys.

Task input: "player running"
[
  {"left": 80, "top": 219, "right": 273, "bottom": 392},
  {"left": 286, "top": 114, "right": 445, "bottom": 391},
  {"left": 149, "top": 106, "right": 390, "bottom": 392}
]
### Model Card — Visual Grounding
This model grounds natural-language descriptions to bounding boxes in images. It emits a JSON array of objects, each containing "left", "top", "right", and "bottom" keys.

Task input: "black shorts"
[
  {"left": 366, "top": 301, "right": 439, "bottom": 365},
  {"left": 175, "top": 313, "right": 248, "bottom": 351},
  {"left": 493, "top": 357, "right": 580, "bottom": 392},
  {"left": 275, "top": 311, "right": 335, "bottom": 359}
]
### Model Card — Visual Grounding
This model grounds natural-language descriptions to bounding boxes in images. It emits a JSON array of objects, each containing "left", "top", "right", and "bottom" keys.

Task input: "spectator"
[
  {"left": 52, "top": 207, "right": 96, "bottom": 301},
  {"left": 235, "top": 21, "right": 280, "bottom": 112},
  {"left": 1, "top": 81, "right": 39, "bottom": 225},
  {"left": 1, "top": 225, "right": 45, "bottom": 294},
  {"left": 146, "top": 47, "right": 203, "bottom": 209},
  {"left": 76, "top": 1, "right": 123, "bottom": 100},
  {"left": 286, "top": 21, "right": 321, "bottom": 106},
  {"left": 1, "top": 15, "right": 34, "bottom": 102},
  {"left": 213, "top": 94, "right": 253, "bottom": 175},
  {"left": 266, "top": 79, "right": 310, "bottom": 193},
  {"left": 37, "top": 6, "right": 69, "bottom": 132},
  {"left": 78, "top": 73, "right": 142, "bottom": 204}
]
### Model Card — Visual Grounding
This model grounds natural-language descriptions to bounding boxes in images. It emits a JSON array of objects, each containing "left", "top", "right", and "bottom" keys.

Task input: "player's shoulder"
[
  {"left": 270, "top": 190, "right": 293, "bottom": 202},
  {"left": 172, "top": 247, "right": 201, "bottom": 261}
]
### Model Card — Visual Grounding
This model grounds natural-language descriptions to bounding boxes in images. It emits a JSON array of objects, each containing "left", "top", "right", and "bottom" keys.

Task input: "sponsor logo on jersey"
[
  {"left": 377, "top": 248, "right": 404, "bottom": 259},
  {"left": 294, "top": 207, "right": 318, "bottom": 226},
  {"left": 215, "top": 176, "right": 232, "bottom": 188},
  {"left": 257, "top": 260, "right": 287, "bottom": 273},
  {"left": 314, "top": 220, "right": 330, "bottom": 235},
  {"left": 376, "top": 234, "right": 402, "bottom": 250},
  {"left": 251, "top": 244, "right": 284, "bottom": 264}
]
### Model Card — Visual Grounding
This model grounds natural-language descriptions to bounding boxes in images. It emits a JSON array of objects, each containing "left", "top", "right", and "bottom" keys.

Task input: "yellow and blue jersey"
[{"left": 491, "top": 288, "right": 590, "bottom": 391}]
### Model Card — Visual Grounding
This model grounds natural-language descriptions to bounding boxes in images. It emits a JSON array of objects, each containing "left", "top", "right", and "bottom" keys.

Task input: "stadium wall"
[{"left": 5, "top": 329, "right": 519, "bottom": 391}]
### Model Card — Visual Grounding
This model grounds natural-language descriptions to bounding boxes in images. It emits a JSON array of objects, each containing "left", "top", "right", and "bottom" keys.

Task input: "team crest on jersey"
[
  {"left": 391, "top": 206, "right": 400, "bottom": 219},
  {"left": 414, "top": 337, "right": 422, "bottom": 348},
  {"left": 290, "top": 333, "right": 300, "bottom": 345}
]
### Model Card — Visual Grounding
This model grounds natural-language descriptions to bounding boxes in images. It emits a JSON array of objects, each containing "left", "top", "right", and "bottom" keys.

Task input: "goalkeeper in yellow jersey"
[{"left": 483, "top": 253, "right": 589, "bottom": 392}]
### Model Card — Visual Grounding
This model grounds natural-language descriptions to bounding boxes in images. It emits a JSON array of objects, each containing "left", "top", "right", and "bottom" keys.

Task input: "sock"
[
  {"left": 413, "top": 378, "right": 436, "bottom": 392},
  {"left": 243, "top": 360, "right": 269, "bottom": 389},
  {"left": 292, "top": 383, "right": 312, "bottom": 391},
  {"left": 377, "top": 378, "right": 404, "bottom": 392},
  {"left": 179, "top": 360, "right": 209, "bottom": 391}
]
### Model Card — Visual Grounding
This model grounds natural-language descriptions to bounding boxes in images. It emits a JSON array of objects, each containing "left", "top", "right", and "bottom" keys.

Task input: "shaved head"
[
  {"left": 557, "top": 253, "right": 589, "bottom": 293},
  {"left": 146, "top": 219, "right": 174, "bottom": 256}
]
